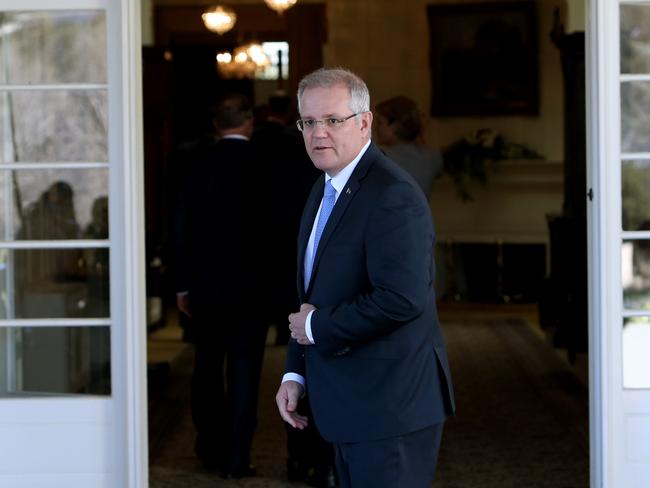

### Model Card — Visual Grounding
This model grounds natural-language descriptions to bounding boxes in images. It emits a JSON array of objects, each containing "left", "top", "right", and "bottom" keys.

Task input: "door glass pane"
[
  {"left": 621, "top": 82, "right": 650, "bottom": 153},
  {"left": 621, "top": 4, "right": 650, "bottom": 74},
  {"left": 0, "top": 168, "right": 108, "bottom": 240},
  {"left": 0, "top": 326, "right": 110, "bottom": 396},
  {"left": 623, "top": 317, "right": 650, "bottom": 388},
  {"left": 0, "top": 248, "right": 109, "bottom": 319},
  {"left": 622, "top": 239, "right": 650, "bottom": 310},
  {"left": 622, "top": 160, "right": 650, "bottom": 230},
  {"left": 0, "top": 11, "right": 106, "bottom": 85},
  {"left": 0, "top": 90, "right": 108, "bottom": 163}
]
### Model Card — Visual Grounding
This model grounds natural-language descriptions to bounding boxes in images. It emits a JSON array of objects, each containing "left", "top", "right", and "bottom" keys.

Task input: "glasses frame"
[{"left": 296, "top": 112, "right": 362, "bottom": 132}]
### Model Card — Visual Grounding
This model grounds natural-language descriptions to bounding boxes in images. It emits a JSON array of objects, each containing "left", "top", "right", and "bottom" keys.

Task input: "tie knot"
[{"left": 324, "top": 180, "right": 336, "bottom": 198}]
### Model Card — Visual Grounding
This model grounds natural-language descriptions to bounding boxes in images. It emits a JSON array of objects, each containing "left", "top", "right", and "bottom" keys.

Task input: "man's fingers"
[
  {"left": 282, "top": 411, "right": 308, "bottom": 429},
  {"left": 289, "top": 412, "right": 309, "bottom": 429},
  {"left": 276, "top": 399, "right": 308, "bottom": 429}
]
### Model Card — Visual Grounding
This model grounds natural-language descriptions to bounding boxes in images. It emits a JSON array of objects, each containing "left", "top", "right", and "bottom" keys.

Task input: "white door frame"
[
  {"left": 588, "top": 1, "right": 650, "bottom": 486},
  {"left": 109, "top": 0, "right": 147, "bottom": 486},
  {"left": 0, "top": 1, "right": 147, "bottom": 487},
  {"left": 586, "top": 1, "right": 610, "bottom": 486}
]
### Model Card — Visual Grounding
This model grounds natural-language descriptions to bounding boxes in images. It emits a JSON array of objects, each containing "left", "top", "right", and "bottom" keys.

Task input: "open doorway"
[{"left": 141, "top": 1, "right": 590, "bottom": 487}]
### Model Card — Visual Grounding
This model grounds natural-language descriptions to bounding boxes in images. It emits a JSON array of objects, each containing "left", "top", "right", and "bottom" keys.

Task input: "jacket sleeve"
[{"left": 284, "top": 339, "right": 306, "bottom": 377}]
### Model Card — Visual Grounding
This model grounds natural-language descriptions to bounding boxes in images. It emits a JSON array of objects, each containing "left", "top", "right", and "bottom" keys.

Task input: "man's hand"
[
  {"left": 276, "top": 380, "right": 308, "bottom": 429},
  {"left": 289, "top": 303, "right": 316, "bottom": 345},
  {"left": 176, "top": 293, "right": 192, "bottom": 317}
]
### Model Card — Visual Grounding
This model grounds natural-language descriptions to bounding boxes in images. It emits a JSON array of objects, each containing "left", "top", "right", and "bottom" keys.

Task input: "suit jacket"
[
  {"left": 286, "top": 142, "right": 455, "bottom": 443},
  {"left": 174, "top": 137, "right": 260, "bottom": 313}
]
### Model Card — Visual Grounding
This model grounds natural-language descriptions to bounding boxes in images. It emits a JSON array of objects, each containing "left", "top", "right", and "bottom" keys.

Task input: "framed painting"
[{"left": 427, "top": 2, "right": 539, "bottom": 116}]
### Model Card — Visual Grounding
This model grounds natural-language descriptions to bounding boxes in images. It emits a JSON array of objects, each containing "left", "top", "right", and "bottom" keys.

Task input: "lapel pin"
[{"left": 346, "top": 187, "right": 351, "bottom": 195}]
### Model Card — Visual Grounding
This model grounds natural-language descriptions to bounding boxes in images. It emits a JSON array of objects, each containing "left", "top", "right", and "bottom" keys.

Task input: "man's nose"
[{"left": 312, "top": 121, "right": 329, "bottom": 137}]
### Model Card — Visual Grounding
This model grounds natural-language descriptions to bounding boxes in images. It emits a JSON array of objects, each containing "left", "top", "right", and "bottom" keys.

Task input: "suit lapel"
[{"left": 304, "top": 143, "right": 379, "bottom": 295}]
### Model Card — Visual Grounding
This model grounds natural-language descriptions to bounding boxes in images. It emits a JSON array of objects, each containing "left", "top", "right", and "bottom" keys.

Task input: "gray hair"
[{"left": 297, "top": 67, "right": 370, "bottom": 115}]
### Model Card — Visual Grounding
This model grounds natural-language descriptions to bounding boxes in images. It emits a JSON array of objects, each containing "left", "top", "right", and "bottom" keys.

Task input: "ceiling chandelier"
[
  {"left": 202, "top": 5, "right": 237, "bottom": 35},
  {"left": 264, "top": 0, "right": 298, "bottom": 15},
  {"left": 216, "top": 42, "right": 271, "bottom": 79}
]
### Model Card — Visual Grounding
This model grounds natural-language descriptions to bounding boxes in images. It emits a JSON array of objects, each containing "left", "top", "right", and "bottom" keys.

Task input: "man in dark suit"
[
  {"left": 174, "top": 93, "right": 266, "bottom": 479},
  {"left": 275, "top": 68, "right": 455, "bottom": 487}
]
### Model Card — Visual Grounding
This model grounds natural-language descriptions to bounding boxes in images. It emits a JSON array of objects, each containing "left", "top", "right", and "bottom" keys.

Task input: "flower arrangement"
[{"left": 442, "top": 128, "right": 543, "bottom": 201}]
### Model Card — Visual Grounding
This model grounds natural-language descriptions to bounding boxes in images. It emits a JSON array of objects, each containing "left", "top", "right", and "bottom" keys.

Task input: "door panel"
[
  {"left": 0, "top": 399, "right": 112, "bottom": 487},
  {"left": 0, "top": 1, "right": 146, "bottom": 486},
  {"left": 591, "top": 1, "right": 650, "bottom": 486}
]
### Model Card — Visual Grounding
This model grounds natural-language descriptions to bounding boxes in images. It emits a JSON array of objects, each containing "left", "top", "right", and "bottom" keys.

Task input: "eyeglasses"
[{"left": 296, "top": 113, "right": 362, "bottom": 132}]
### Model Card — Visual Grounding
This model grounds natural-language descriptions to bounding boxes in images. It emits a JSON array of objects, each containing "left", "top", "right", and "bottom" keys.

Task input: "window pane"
[
  {"left": 622, "top": 240, "right": 650, "bottom": 310},
  {"left": 623, "top": 317, "right": 650, "bottom": 388},
  {"left": 257, "top": 42, "right": 289, "bottom": 80},
  {"left": 621, "top": 5, "right": 650, "bottom": 74},
  {"left": 0, "top": 90, "right": 108, "bottom": 163},
  {"left": 621, "top": 82, "right": 650, "bottom": 153},
  {"left": 0, "top": 11, "right": 106, "bottom": 85},
  {"left": 622, "top": 160, "right": 650, "bottom": 230},
  {"left": 0, "top": 248, "right": 109, "bottom": 319},
  {"left": 0, "top": 168, "right": 108, "bottom": 240},
  {"left": 0, "top": 326, "right": 110, "bottom": 396}
]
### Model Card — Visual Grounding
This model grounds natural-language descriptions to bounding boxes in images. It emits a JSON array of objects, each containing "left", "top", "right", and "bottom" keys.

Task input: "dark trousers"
[
  {"left": 333, "top": 422, "right": 444, "bottom": 488},
  {"left": 191, "top": 307, "right": 267, "bottom": 471}
]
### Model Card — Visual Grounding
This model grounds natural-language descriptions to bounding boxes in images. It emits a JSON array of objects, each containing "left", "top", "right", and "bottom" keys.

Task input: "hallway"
[{"left": 148, "top": 307, "right": 589, "bottom": 487}]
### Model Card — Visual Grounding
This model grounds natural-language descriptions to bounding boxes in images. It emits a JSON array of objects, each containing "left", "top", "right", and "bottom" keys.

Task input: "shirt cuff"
[
  {"left": 305, "top": 310, "right": 315, "bottom": 344},
  {"left": 282, "top": 373, "right": 305, "bottom": 388}
]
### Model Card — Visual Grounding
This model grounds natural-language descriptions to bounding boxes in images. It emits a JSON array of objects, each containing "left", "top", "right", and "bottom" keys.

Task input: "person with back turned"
[
  {"left": 174, "top": 93, "right": 266, "bottom": 479},
  {"left": 275, "top": 68, "right": 456, "bottom": 487}
]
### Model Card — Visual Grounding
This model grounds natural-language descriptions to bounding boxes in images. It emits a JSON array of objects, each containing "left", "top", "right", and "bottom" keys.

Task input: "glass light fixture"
[
  {"left": 202, "top": 5, "right": 237, "bottom": 35},
  {"left": 264, "top": 0, "right": 298, "bottom": 15},
  {"left": 216, "top": 42, "right": 271, "bottom": 79}
]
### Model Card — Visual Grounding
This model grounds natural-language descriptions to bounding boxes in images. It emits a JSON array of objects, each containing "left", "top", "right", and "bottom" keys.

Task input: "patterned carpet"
[{"left": 149, "top": 317, "right": 589, "bottom": 487}]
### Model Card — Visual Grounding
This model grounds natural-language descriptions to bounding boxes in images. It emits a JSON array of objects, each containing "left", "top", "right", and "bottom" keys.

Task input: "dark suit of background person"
[
  {"left": 276, "top": 68, "right": 455, "bottom": 488},
  {"left": 169, "top": 122, "right": 220, "bottom": 344},
  {"left": 251, "top": 92, "right": 320, "bottom": 345},
  {"left": 174, "top": 93, "right": 266, "bottom": 479},
  {"left": 251, "top": 93, "right": 334, "bottom": 487}
]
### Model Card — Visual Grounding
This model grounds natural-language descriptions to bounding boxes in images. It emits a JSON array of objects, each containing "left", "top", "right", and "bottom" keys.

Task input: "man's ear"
[
  {"left": 361, "top": 111, "right": 373, "bottom": 134},
  {"left": 243, "top": 117, "right": 255, "bottom": 138}
]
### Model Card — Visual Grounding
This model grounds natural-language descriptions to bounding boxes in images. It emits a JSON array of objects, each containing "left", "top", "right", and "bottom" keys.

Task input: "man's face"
[{"left": 298, "top": 84, "right": 372, "bottom": 177}]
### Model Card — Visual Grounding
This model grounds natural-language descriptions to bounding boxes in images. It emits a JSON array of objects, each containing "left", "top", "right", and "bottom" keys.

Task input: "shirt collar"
[
  {"left": 221, "top": 134, "right": 249, "bottom": 141},
  {"left": 326, "top": 139, "right": 371, "bottom": 196}
]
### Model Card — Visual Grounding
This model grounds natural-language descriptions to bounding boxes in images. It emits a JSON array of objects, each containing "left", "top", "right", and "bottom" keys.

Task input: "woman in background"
[{"left": 375, "top": 96, "right": 443, "bottom": 198}]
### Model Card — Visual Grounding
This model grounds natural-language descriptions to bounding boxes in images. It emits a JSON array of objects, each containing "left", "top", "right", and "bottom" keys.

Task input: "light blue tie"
[{"left": 305, "top": 179, "right": 336, "bottom": 288}]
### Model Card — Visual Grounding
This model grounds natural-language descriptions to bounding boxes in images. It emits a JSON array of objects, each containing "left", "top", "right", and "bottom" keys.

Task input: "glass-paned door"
[
  {"left": 0, "top": 8, "right": 111, "bottom": 391},
  {"left": 590, "top": 1, "right": 650, "bottom": 486},
  {"left": 0, "top": 2, "right": 146, "bottom": 487}
]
